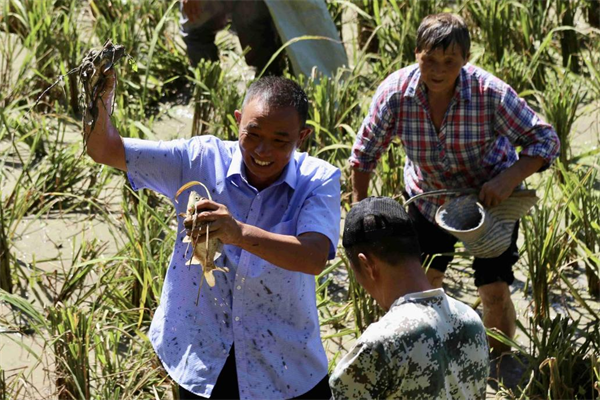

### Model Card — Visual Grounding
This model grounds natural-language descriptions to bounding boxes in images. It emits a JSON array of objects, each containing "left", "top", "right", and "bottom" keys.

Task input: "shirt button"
[
  {"left": 236, "top": 285, "right": 242, "bottom": 290},
  {"left": 235, "top": 316, "right": 240, "bottom": 322},
  {"left": 222, "top": 349, "right": 227, "bottom": 354}
]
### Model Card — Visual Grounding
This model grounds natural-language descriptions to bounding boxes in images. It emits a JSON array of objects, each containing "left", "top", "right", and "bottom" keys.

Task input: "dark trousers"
[
  {"left": 407, "top": 202, "right": 519, "bottom": 287},
  {"left": 178, "top": 345, "right": 332, "bottom": 399},
  {"left": 180, "top": 0, "right": 284, "bottom": 75}
]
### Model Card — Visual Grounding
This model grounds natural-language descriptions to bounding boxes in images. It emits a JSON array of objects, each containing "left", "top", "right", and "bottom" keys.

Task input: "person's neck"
[
  {"left": 428, "top": 87, "right": 455, "bottom": 108},
  {"left": 379, "top": 260, "right": 434, "bottom": 310}
]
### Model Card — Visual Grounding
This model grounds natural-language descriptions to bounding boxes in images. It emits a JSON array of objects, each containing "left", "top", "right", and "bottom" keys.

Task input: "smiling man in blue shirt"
[{"left": 85, "top": 74, "right": 341, "bottom": 399}]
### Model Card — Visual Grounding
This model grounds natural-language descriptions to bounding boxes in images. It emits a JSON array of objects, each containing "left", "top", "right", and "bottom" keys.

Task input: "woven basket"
[{"left": 434, "top": 190, "right": 538, "bottom": 258}]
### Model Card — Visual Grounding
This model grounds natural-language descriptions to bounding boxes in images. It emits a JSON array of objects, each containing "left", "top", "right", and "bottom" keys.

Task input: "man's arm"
[
  {"left": 351, "top": 168, "right": 372, "bottom": 203},
  {"left": 236, "top": 225, "right": 330, "bottom": 276},
  {"left": 478, "top": 155, "right": 545, "bottom": 207},
  {"left": 349, "top": 77, "right": 399, "bottom": 204},
  {"left": 84, "top": 70, "right": 127, "bottom": 171},
  {"left": 186, "top": 199, "right": 331, "bottom": 276},
  {"left": 482, "top": 84, "right": 560, "bottom": 207}
]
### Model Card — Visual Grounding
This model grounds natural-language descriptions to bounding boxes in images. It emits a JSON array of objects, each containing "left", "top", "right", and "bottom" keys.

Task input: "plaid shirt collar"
[{"left": 403, "top": 64, "right": 472, "bottom": 106}]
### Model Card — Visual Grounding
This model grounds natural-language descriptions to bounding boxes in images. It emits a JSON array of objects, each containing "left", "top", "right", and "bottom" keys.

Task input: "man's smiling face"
[{"left": 236, "top": 98, "right": 310, "bottom": 191}]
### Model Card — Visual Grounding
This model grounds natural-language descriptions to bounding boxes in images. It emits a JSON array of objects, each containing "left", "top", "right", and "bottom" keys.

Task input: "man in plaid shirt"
[{"left": 350, "top": 13, "right": 559, "bottom": 356}]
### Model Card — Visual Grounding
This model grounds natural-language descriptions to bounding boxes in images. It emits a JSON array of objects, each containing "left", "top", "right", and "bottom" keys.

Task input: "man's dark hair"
[
  {"left": 416, "top": 13, "right": 470, "bottom": 58},
  {"left": 343, "top": 197, "right": 421, "bottom": 269},
  {"left": 242, "top": 76, "right": 309, "bottom": 127}
]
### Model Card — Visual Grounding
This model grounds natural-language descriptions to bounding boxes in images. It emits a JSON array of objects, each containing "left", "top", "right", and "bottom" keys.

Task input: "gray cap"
[{"left": 343, "top": 197, "right": 417, "bottom": 248}]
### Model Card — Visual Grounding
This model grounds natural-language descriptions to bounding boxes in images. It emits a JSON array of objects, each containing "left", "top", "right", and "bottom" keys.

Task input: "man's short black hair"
[
  {"left": 416, "top": 13, "right": 470, "bottom": 59},
  {"left": 242, "top": 76, "right": 309, "bottom": 127},
  {"left": 343, "top": 197, "right": 421, "bottom": 269}
]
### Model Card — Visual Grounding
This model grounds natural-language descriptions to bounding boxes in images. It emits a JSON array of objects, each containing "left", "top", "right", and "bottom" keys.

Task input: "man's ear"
[
  {"left": 234, "top": 110, "right": 242, "bottom": 125},
  {"left": 357, "top": 253, "right": 377, "bottom": 282},
  {"left": 298, "top": 126, "right": 312, "bottom": 146}
]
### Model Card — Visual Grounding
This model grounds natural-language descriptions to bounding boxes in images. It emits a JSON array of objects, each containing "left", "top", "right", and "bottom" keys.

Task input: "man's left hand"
[
  {"left": 478, "top": 173, "right": 517, "bottom": 208},
  {"left": 478, "top": 156, "right": 546, "bottom": 208},
  {"left": 184, "top": 199, "right": 243, "bottom": 246}
]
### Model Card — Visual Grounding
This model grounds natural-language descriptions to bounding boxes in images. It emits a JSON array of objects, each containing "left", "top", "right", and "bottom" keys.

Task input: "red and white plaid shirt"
[{"left": 350, "top": 63, "right": 560, "bottom": 222}]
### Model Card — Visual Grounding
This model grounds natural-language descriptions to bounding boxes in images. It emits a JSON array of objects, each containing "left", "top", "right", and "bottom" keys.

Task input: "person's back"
[
  {"left": 331, "top": 288, "right": 488, "bottom": 399},
  {"left": 331, "top": 196, "right": 489, "bottom": 400}
]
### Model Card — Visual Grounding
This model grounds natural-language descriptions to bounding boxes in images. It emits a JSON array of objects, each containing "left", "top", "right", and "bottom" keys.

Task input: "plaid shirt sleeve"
[
  {"left": 493, "top": 85, "right": 560, "bottom": 171},
  {"left": 349, "top": 78, "right": 399, "bottom": 172}
]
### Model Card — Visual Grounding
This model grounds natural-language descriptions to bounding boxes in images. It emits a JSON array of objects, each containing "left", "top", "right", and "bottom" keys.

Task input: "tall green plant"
[
  {"left": 584, "top": 48, "right": 600, "bottom": 102},
  {"left": 299, "top": 68, "right": 361, "bottom": 164},
  {"left": 468, "top": 1, "right": 560, "bottom": 94},
  {"left": 370, "top": 140, "right": 405, "bottom": 199},
  {"left": 119, "top": 187, "right": 174, "bottom": 327},
  {"left": 56, "top": 0, "right": 83, "bottom": 114},
  {"left": 373, "top": 0, "right": 447, "bottom": 73},
  {"left": 5, "top": 110, "right": 111, "bottom": 215},
  {"left": 467, "top": 0, "right": 521, "bottom": 65},
  {"left": 555, "top": 0, "right": 582, "bottom": 73},
  {"left": 48, "top": 304, "right": 92, "bottom": 400},
  {"left": 518, "top": 0, "right": 552, "bottom": 52},
  {"left": 534, "top": 68, "right": 587, "bottom": 175},
  {"left": 521, "top": 178, "right": 573, "bottom": 323},
  {"left": 559, "top": 162, "right": 600, "bottom": 297},
  {"left": 0, "top": 5, "right": 35, "bottom": 105},
  {"left": 92, "top": 320, "right": 170, "bottom": 399},
  {"left": 190, "top": 59, "right": 225, "bottom": 137},
  {"left": 353, "top": 0, "right": 380, "bottom": 54},
  {"left": 7, "top": 0, "right": 84, "bottom": 112},
  {"left": 489, "top": 315, "right": 600, "bottom": 399},
  {"left": 316, "top": 258, "right": 354, "bottom": 339},
  {"left": 91, "top": 0, "right": 188, "bottom": 115}
]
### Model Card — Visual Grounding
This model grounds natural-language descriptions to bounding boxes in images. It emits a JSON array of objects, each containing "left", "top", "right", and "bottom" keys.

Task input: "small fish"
[
  {"left": 182, "top": 190, "right": 229, "bottom": 288},
  {"left": 175, "top": 181, "right": 229, "bottom": 304}
]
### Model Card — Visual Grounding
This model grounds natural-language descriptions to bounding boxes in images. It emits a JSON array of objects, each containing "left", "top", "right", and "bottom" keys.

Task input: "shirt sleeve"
[
  {"left": 349, "top": 79, "right": 398, "bottom": 172},
  {"left": 296, "top": 167, "right": 341, "bottom": 259},
  {"left": 493, "top": 85, "right": 560, "bottom": 171},
  {"left": 123, "top": 137, "right": 198, "bottom": 200},
  {"left": 329, "top": 340, "right": 392, "bottom": 400}
]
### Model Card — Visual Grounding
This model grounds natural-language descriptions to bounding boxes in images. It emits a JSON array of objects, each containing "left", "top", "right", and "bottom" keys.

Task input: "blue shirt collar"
[{"left": 227, "top": 143, "right": 298, "bottom": 190}]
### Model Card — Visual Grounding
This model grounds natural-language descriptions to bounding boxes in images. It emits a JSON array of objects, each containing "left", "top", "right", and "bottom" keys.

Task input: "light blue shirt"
[{"left": 123, "top": 135, "right": 341, "bottom": 399}]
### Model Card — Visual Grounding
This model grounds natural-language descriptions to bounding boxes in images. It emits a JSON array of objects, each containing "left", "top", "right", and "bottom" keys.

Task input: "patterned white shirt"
[
  {"left": 124, "top": 135, "right": 341, "bottom": 399},
  {"left": 330, "top": 289, "right": 489, "bottom": 399}
]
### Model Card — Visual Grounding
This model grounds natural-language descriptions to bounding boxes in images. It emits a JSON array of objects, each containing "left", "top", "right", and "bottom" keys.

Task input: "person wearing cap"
[
  {"left": 330, "top": 196, "right": 489, "bottom": 399},
  {"left": 349, "top": 13, "right": 559, "bottom": 355}
]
